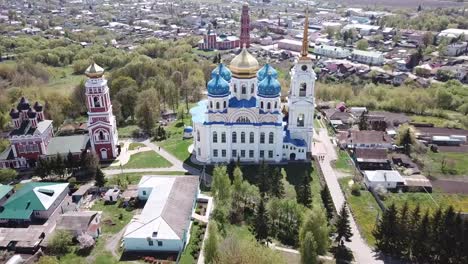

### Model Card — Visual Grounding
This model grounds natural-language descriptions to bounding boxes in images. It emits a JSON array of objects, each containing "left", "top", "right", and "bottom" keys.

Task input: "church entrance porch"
[
  {"left": 290, "top": 153, "right": 296, "bottom": 160},
  {"left": 100, "top": 148, "right": 108, "bottom": 160}
]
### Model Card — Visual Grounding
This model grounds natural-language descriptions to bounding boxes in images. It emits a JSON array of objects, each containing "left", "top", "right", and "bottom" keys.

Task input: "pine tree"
[
  {"left": 269, "top": 167, "right": 284, "bottom": 198},
  {"left": 301, "top": 232, "right": 318, "bottom": 264},
  {"left": 358, "top": 112, "right": 368, "bottom": 131},
  {"left": 94, "top": 167, "right": 106, "bottom": 187},
  {"left": 412, "top": 211, "right": 431, "bottom": 263},
  {"left": 257, "top": 160, "right": 270, "bottom": 194},
  {"left": 408, "top": 204, "right": 421, "bottom": 260},
  {"left": 429, "top": 207, "right": 443, "bottom": 262},
  {"left": 439, "top": 206, "right": 457, "bottom": 264},
  {"left": 335, "top": 204, "right": 353, "bottom": 243},
  {"left": 300, "top": 204, "right": 330, "bottom": 255},
  {"left": 373, "top": 203, "right": 399, "bottom": 256},
  {"left": 254, "top": 198, "right": 270, "bottom": 244},
  {"left": 396, "top": 202, "right": 410, "bottom": 259},
  {"left": 320, "top": 185, "right": 335, "bottom": 220},
  {"left": 296, "top": 172, "right": 312, "bottom": 208}
]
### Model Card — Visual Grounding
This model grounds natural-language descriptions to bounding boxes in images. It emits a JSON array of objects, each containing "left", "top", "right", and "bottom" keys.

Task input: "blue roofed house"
[
  {"left": 0, "top": 182, "right": 69, "bottom": 226},
  {"left": 190, "top": 14, "right": 315, "bottom": 163},
  {"left": 123, "top": 175, "right": 199, "bottom": 253}
]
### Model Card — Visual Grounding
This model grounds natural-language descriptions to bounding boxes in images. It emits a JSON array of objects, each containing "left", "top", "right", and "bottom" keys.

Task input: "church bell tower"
[{"left": 287, "top": 9, "right": 315, "bottom": 151}]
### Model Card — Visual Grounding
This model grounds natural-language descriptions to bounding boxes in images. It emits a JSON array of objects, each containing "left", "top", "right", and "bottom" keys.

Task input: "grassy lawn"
[
  {"left": 106, "top": 172, "right": 188, "bottom": 186},
  {"left": 333, "top": 149, "right": 355, "bottom": 174},
  {"left": 384, "top": 191, "right": 468, "bottom": 214},
  {"left": 118, "top": 125, "right": 140, "bottom": 138},
  {"left": 123, "top": 151, "right": 172, "bottom": 169},
  {"left": 410, "top": 114, "right": 467, "bottom": 129},
  {"left": 91, "top": 200, "right": 135, "bottom": 234},
  {"left": 155, "top": 118, "right": 193, "bottom": 162},
  {"left": 128, "top": 142, "right": 145, "bottom": 151},
  {"left": 423, "top": 151, "right": 468, "bottom": 177},
  {"left": 339, "top": 177, "right": 380, "bottom": 246}
]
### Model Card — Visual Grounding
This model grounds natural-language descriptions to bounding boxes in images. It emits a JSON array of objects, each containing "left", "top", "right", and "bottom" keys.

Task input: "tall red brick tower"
[
  {"left": 85, "top": 63, "right": 119, "bottom": 161},
  {"left": 240, "top": 3, "right": 250, "bottom": 48}
]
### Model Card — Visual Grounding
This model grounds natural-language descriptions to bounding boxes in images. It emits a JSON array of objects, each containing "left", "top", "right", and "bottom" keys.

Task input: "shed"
[
  {"left": 363, "top": 170, "right": 405, "bottom": 190},
  {"left": 104, "top": 188, "right": 120, "bottom": 203}
]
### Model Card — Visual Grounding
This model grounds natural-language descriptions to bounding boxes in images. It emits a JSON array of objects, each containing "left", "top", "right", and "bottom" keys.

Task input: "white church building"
[{"left": 190, "top": 15, "right": 315, "bottom": 164}]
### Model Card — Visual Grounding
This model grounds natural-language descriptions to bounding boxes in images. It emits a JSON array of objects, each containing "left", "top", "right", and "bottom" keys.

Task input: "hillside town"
[{"left": 0, "top": 1, "right": 467, "bottom": 264}]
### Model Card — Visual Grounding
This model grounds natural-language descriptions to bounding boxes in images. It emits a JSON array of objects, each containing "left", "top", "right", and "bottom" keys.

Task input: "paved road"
[{"left": 313, "top": 128, "right": 383, "bottom": 264}]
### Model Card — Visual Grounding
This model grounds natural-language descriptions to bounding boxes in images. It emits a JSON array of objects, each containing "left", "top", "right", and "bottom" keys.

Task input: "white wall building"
[
  {"left": 351, "top": 50, "right": 384, "bottom": 65},
  {"left": 363, "top": 170, "right": 405, "bottom": 190},
  {"left": 191, "top": 16, "right": 315, "bottom": 164},
  {"left": 314, "top": 45, "right": 351, "bottom": 59},
  {"left": 445, "top": 42, "right": 467, "bottom": 57}
]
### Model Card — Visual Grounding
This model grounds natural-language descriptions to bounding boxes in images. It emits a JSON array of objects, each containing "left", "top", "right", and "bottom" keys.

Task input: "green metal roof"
[
  {"left": 0, "top": 185, "right": 13, "bottom": 200},
  {"left": 0, "top": 182, "right": 67, "bottom": 220}
]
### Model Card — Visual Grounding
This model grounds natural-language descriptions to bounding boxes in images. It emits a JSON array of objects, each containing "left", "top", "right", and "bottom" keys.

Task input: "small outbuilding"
[
  {"left": 183, "top": 126, "right": 193, "bottom": 139},
  {"left": 363, "top": 170, "right": 405, "bottom": 190},
  {"left": 104, "top": 188, "right": 120, "bottom": 203}
]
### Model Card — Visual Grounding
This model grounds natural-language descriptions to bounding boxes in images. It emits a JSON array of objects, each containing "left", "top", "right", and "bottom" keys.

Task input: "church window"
[
  {"left": 232, "top": 149, "right": 237, "bottom": 158},
  {"left": 210, "top": 101, "right": 213, "bottom": 109},
  {"left": 260, "top": 132, "right": 265, "bottom": 144},
  {"left": 267, "top": 102, "right": 271, "bottom": 110},
  {"left": 240, "top": 150, "right": 245, "bottom": 157},
  {"left": 93, "top": 96, "right": 101, "bottom": 107},
  {"left": 249, "top": 150, "right": 254, "bottom": 158},
  {"left": 232, "top": 132, "right": 237, "bottom": 143},
  {"left": 241, "top": 132, "right": 245, "bottom": 143},
  {"left": 268, "top": 150, "right": 273, "bottom": 158},
  {"left": 197, "top": 131, "right": 200, "bottom": 142},
  {"left": 213, "top": 132, "right": 218, "bottom": 143},
  {"left": 260, "top": 150, "right": 264, "bottom": 158},
  {"left": 213, "top": 149, "right": 218, "bottom": 157},
  {"left": 251, "top": 84, "right": 254, "bottom": 94},
  {"left": 241, "top": 85, "right": 246, "bottom": 94},
  {"left": 222, "top": 150, "right": 226, "bottom": 157},
  {"left": 223, "top": 101, "right": 226, "bottom": 108},
  {"left": 221, "top": 132, "right": 226, "bottom": 143},
  {"left": 236, "top": 116, "right": 250, "bottom": 123},
  {"left": 249, "top": 132, "right": 254, "bottom": 143},
  {"left": 260, "top": 102, "right": 264, "bottom": 109},
  {"left": 299, "top": 83, "right": 307, "bottom": 96},
  {"left": 99, "top": 131, "right": 105, "bottom": 140},
  {"left": 198, "top": 148, "right": 201, "bottom": 156},
  {"left": 297, "top": 114, "right": 305, "bottom": 127},
  {"left": 274, "top": 102, "right": 278, "bottom": 109},
  {"left": 216, "top": 102, "right": 220, "bottom": 109},
  {"left": 234, "top": 84, "right": 237, "bottom": 93},
  {"left": 269, "top": 132, "right": 274, "bottom": 144}
]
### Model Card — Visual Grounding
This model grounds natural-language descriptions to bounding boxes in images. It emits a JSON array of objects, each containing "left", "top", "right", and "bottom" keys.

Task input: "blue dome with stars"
[
  {"left": 258, "top": 73, "right": 281, "bottom": 97},
  {"left": 257, "top": 63, "right": 278, "bottom": 81},
  {"left": 207, "top": 73, "right": 230, "bottom": 97},
  {"left": 211, "top": 63, "right": 232, "bottom": 82}
]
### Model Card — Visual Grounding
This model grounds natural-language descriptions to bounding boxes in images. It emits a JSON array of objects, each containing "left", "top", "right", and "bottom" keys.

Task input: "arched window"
[
  {"left": 197, "top": 131, "right": 200, "bottom": 142},
  {"left": 234, "top": 84, "right": 237, "bottom": 93},
  {"left": 297, "top": 114, "right": 305, "bottom": 127},
  {"left": 93, "top": 97, "right": 101, "bottom": 107},
  {"left": 269, "top": 132, "right": 274, "bottom": 144},
  {"left": 260, "top": 132, "right": 265, "bottom": 144},
  {"left": 232, "top": 132, "right": 237, "bottom": 143},
  {"left": 99, "top": 131, "right": 105, "bottom": 140},
  {"left": 241, "top": 84, "right": 246, "bottom": 94},
  {"left": 236, "top": 116, "right": 250, "bottom": 123},
  {"left": 210, "top": 101, "right": 213, "bottom": 109},
  {"left": 213, "top": 131, "right": 218, "bottom": 143},
  {"left": 250, "top": 132, "right": 254, "bottom": 143},
  {"left": 221, "top": 132, "right": 226, "bottom": 143},
  {"left": 223, "top": 101, "right": 226, "bottom": 108},
  {"left": 267, "top": 102, "right": 271, "bottom": 110},
  {"left": 260, "top": 101, "right": 264, "bottom": 109},
  {"left": 216, "top": 102, "right": 220, "bottom": 109},
  {"left": 299, "top": 83, "right": 306, "bottom": 96},
  {"left": 274, "top": 102, "right": 278, "bottom": 109},
  {"left": 251, "top": 84, "right": 254, "bottom": 94},
  {"left": 241, "top": 132, "right": 245, "bottom": 143}
]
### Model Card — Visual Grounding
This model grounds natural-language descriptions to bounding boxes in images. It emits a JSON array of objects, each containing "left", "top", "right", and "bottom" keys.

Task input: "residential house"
[
  {"left": 351, "top": 50, "right": 384, "bottom": 65},
  {"left": 0, "top": 182, "right": 69, "bottom": 225},
  {"left": 445, "top": 42, "right": 467, "bottom": 57},
  {"left": 339, "top": 130, "right": 393, "bottom": 149},
  {"left": 353, "top": 148, "right": 391, "bottom": 171},
  {"left": 342, "top": 24, "right": 380, "bottom": 36},
  {"left": 104, "top": 188, "right": 120, "bottom": 203},
  {"left": 56, "top": 211, "right": 102, "bottom": 238},
  {"left": 123, "top": 176, "right": 199, "bottom": 253},
  {"left": 314, "top": 45, "right": 351, "bottom": 59},
  {"left": 363, "top": 170, "right": 405, "bottom": 190},
  {"left": 438, "top": 28, "right": 468, "bottom": 40}
]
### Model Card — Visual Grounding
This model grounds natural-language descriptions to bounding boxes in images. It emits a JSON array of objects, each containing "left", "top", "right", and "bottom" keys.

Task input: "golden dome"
[
  {"left": 229, "top": 46, "right": 259, "bottom": 79},
  {"left": 85, "top": 62, "right": 104, "bottom": 78}
]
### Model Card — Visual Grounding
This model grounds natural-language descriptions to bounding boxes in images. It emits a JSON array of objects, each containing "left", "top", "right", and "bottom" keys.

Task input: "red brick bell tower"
[
  {"left": 240, "top": 3, "right": 250, "bottom": 48},
  {"left": 85, "top": 63, "right": 119, "bottom": 161}
]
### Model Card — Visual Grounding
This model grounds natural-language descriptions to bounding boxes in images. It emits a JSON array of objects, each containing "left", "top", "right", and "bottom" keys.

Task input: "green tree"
[
  {"left": 135, "top": 89, "right": 160, "bottom": 134},
  {"left": 212, "top": 165, "right": 232, "bottom": 204},
  {"left": 358, "top": 112, "right": 368, "bottom": 130},
  {"left": 0, "top": 168, "right": 17, "bottom": 184},
  {"left": 300, "top": 232, "right": 318, "bottom": 264},
  {"left": 412, "top": 210, "right": 431, "bottom": 263},
  {"left": 335, "top": 203, "right": 353, "bottom": 243},
  {"left": 356, "top": 39, "right": 369, "bottom": 50},
  {"left": 116, "top": 87, "right": 138, "bottom": 120},
  {"left": 47, "top": 230, "right": 73, "bottom": 256},
  {"left": 204, "top": 220, "right": 219, "bottom": 264},
  {"left": 296, "top": 172, "right": 312, "bottom": 208},
  {"left": 95, "top": 167, "right": 106, "bottom": 187},
  {"left": 269, "top": 167, "right": 284, "bottom": 198},
  {"left": 299, "top": 204, "right": 330, "bottom": 255},
  {"left": 320, "top": 185, "right": 335, "bottom": 220},
  {"left": 257, "top": 160, "right": 271, "bottom": 194},
  {"left": 110, "top": 76, "right": 138, "bottom": 96},
  {"left": 395, "top": 202, "right": 410, "bottom": 259},
  {"left": 408, "top": 204, "right": 421, "bottom": 259},
  {"left": 254, "top": 198, "right": 270, "bottom": 244},
  {"left": 373, "top": 203, "right": 399, "bottom": 256},
  {"left": 268, "top": 198, "right": 304, "bottom": 247},
  {"left": 396, "top": 124, "right": 416, "bottom": 155}
]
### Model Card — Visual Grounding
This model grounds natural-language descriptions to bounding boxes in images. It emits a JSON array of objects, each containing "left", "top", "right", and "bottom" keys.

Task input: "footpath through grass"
[
  {"left": 339, "top": 177, "right": 380, "bottom": 246},
  {"left": 123, "top": 150, "right": 172, "bottom": 169}
]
